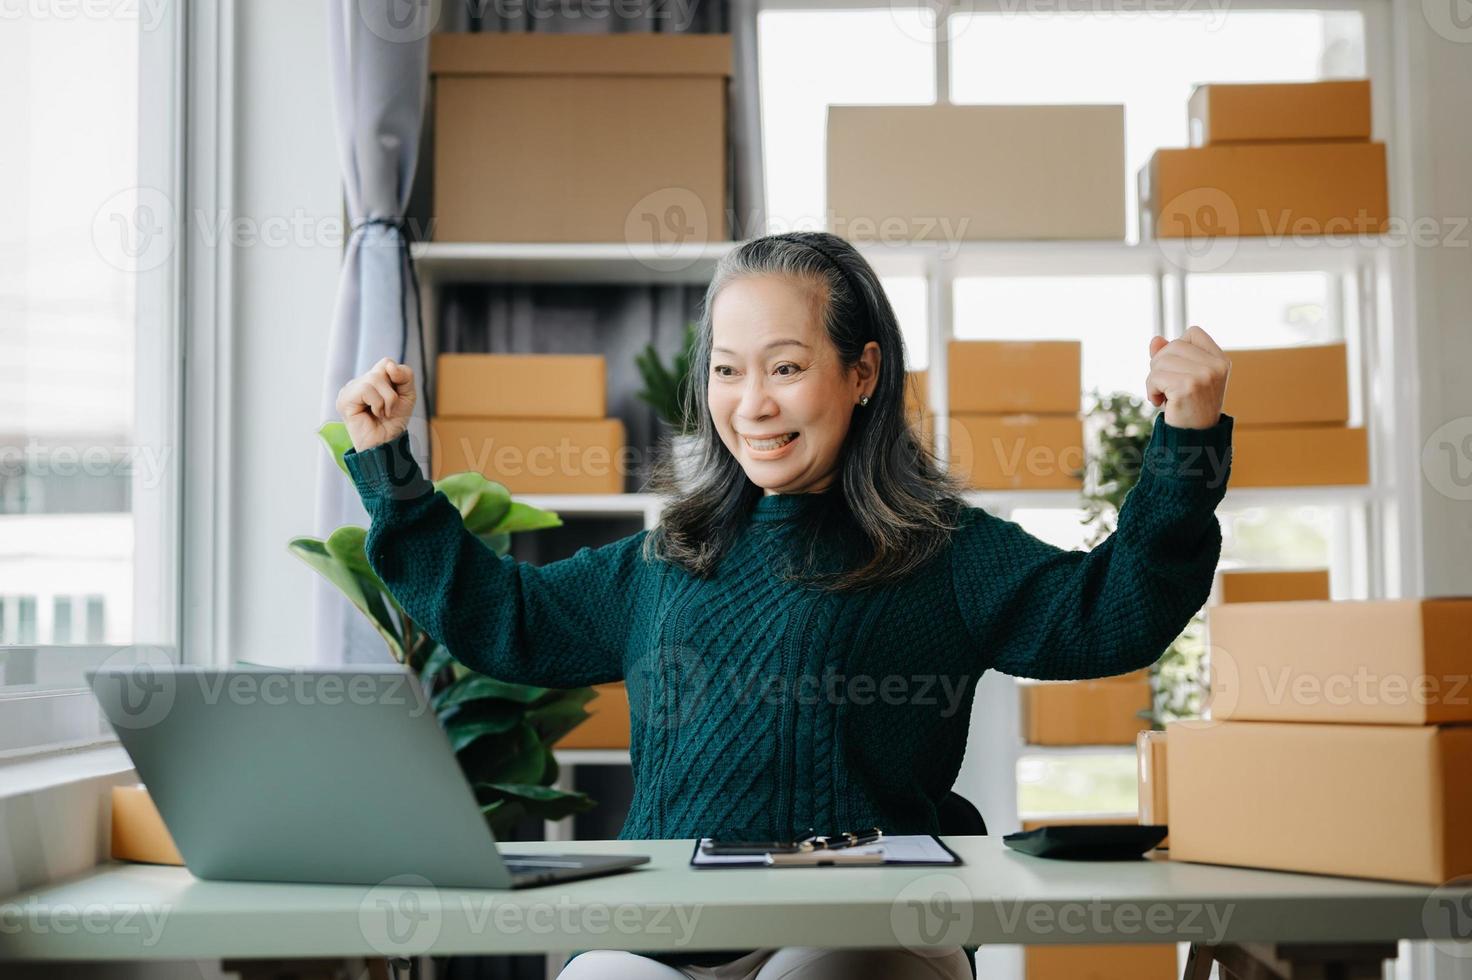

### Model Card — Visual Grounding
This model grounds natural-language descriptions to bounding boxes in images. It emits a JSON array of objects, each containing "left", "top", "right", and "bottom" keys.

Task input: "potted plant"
[
  {"left": 290, "top": 422, "right": 599, "bottom": 839},
  {"left": 635, "top": 322, "right": 700, "bottom": 486},
  {"left": 1079, "top": 391, "right": 1209, "bottom": 727}
]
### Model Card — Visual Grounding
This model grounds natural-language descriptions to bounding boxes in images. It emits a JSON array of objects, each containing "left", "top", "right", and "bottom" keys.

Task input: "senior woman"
[{"left": 337, "top": 231, "right": 1233, "bottom": 980}]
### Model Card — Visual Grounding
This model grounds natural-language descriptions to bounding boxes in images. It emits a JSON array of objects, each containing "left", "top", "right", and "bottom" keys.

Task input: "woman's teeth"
[{"left": 745, "top": 433, "right": 797, "bottom": 451}]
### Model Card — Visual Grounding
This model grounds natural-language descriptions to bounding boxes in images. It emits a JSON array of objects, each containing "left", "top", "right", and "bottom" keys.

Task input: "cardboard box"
[
  {"left": 431, "top": 33, "right": 731, "bottom": 243},
  {"left": 948, "top": 341, "right": 1082, "bottom": 415},
  {"left": 437, "top": 354, "right": 607, "bottom": 420},
  {"left": 828, "top": 105, "right": 1125, "bottom": 240},
  {"left": 1140, "top": 142, "right": 1388, "bottom": 239},
  {"left": 1217, "top": 569, "right": 1330, "bottom": 604},
  {"left": 111, "top": 784, "right": 184, "bottom": 866},
  {"left": 905, "top": 370, "right": 929, "bottom": 420},
  {"left": 1020, "top": 815, "right": 1137, "bottom": 831},
  {"left": 1229, "top": 425, "right": 1368, "bottom": 487},
  {"left": 1025, "top": 944, "right": 1178, "bottom": 980},
  {"left": 557, "top": 682, "right": 631, "bottom": 749},
  {"left": 1020, "top": 679, "right": 1152, "bottom": 746},
  {"left": 948, "top": 414, "right": 1085, "bottom": 490},
  {"left": 1188, "top": 80, "right": 1372, "bottom": 145},
  {"left": 1167, "top": 720, "right": 1472, "bottom": 884},
  {"left": 1136, "top": 730, "right": 1168, "bottom": 827},
  {"left": 431, "top": 418, "right": 627, "bottom": 494},
  {"left": 1221, "top": 344, "right": 1349, "bottom": 425},
  {"left": 1206, "top": 598, "right": 1472, "bottom": 725}
]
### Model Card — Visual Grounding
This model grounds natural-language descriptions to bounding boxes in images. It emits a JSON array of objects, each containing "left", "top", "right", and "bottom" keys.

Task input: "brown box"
[
  {"left": 1021, "top": 815, "right": 1136, "bottom": 831},
  {"left": 948, "top": 414, "right": 1084, "bottom": 490},
  {"left": 1229, "top": 425, "right": 1368, "bottom": 487},
  {"left": 905, "top": 370, "right": 929, "bottom": 420},
  {"left": 1136, "top": 730, "right": 1168, "bottom": 827},
  {"left": 557, "top": 682, "right": 631, "bottom": 750},
  {"left": 1206, "top": 598, "right": 1472, "bottom": 725},
  {"left": 828, "top": 105, "right": 1126, "bottom": 240},
  {"left": 1020, "top": 679, "right": 1152, "bottom": 746},
  {"left": 431, "top": 418, "right": 627, "bottom": 494},
  {"left": 1222, "top": 344, "right": 1349, "bottom": 425},
  {"left": 1167, "top": 720, "right": 1472, "bottom": 884},
  {"left": 948, "top": 341, "right": 1082, "bottom": 415},
  {"left": 437, "top": 354, "right": 607, "bottom": 420},
  {"left": 1025, "top": 944, "right": 1178, "bottom": 980},
  {"left": 430, "top": 33, "right": 731, "bottom": 243},
  {"left": 111, "top": 785, "right": 184, "bottom": 866},
  {"left": 1140, "top": 142, "right": 1388, "bottom": 239},
  {"left": 1217, "top": 569, "right": 1330, "bottom": 604},
  {"left": 1188, "top": 80, "right": 1373, "bottom": 145}
]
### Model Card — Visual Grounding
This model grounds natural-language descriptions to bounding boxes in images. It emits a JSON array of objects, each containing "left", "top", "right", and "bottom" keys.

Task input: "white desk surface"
[{"left": 1, "top": 837, "right": 1466, "bottom": 961}]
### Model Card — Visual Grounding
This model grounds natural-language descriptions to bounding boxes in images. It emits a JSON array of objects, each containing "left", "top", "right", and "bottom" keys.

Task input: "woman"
[{"left": 338, "top": 231, "right": 1233, "bottom": 979}]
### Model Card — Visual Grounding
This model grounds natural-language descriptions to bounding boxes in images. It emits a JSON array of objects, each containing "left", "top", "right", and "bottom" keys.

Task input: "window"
[
  {"left": 758, "top": 0, "right": 1397, "bottom": 832},
  {"left": 1, "top": 7, "right": 183, "bottom": 753},
  {"left": 947, "top": 9, "right": 1366, "bottom": 239},
  {"left": 953, "top": 276, "right": 1157, "bottom": 399}
]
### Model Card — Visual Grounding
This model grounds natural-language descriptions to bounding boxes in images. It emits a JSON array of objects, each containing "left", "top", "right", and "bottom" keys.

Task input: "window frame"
[{"left": 1, "top": 1, "right": 192, "bottom": 758}]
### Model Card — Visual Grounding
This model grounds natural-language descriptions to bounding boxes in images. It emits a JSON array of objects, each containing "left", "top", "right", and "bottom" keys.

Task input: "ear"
[{"left": 854, "top": 341, "right": 882, "bottom": 390}]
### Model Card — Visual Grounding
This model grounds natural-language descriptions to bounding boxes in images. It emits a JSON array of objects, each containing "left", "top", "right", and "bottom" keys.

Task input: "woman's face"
[{"left": 708, "top": 274, "right": 880, "bottom": 496}]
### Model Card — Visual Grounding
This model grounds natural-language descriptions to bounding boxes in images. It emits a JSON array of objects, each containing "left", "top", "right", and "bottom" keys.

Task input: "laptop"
[{"left": 88, "top": 663, "right": 649, "bottom": 889}]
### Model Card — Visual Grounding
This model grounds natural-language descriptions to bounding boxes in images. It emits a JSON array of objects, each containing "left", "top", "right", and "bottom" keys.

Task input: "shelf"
[
  {"left": 412, "top": 236, "right": 1389, "bottom": 286},
  {"left": 411, "top": 241, "right": 732, "bottom": 286},
  {"left": 553, "top": 748, "right": 631, "bottom": 766},
  {"left": 517, "top": 492, "right": 660, "bottom": 519},
  {"left": 1017, "top": 743, "right": 1140, "bottom": 756},
  {"left": 512, "top": 485, "right": 1380, "bottom": 523}
]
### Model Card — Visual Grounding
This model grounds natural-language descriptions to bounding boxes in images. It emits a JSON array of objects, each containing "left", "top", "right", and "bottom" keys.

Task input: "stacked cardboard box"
[
  {"left": 1167, "top": 598, "right": 1472, "bottom": 884},
  {"left": 1020, "top": 813, "right": 1178, "bottom": 980},
  {"left": 1221, "top": 342, "right": 1368, "bottom": 487},
  {"left": 431, "top": 354, "right": 627, "bottom": 494},
  {"left": 905, "top": 370, "right": 934, "bottom": 453},
  {"left": 1215, "top": 568, "right": 1330, "bottom": 604},
  {"left": 430, "top": 33, "right": 732, "bottom": 243},
  {"left": 1140, "top": 80, "right": 1388, "bottom": 240},
  {"left": 946, "top": 341, "right": 1084, "bottom": 490},
  {"left": 827, "top": 105, "right": 1126, "bottom": 241},
  {"left": 1020, "top": 673, "right": 1152, "bottom": 746},
  {"left": 557, "top": 682, "right": 632, "bottom": 750}
]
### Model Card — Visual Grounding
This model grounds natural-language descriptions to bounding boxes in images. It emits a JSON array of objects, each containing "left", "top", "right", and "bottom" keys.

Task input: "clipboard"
[{"left": 689, "top": 834, "right": 963, "bottom": 869}]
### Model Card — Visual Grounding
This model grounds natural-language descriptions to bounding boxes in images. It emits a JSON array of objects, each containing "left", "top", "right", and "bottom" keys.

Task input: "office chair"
[{"left": 936, "top": 791, "right": 986, "bottom": 980}]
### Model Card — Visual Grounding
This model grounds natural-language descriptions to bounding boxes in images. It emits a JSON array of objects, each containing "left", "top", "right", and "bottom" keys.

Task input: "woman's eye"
[
  {"left": 713, "top": 365, "right": 734, "bottom": 378},
  {"left": 775, "top": 363, "right": 800, "bottom": 376}
]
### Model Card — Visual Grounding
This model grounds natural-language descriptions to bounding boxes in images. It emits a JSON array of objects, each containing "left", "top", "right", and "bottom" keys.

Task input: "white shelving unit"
[{"left": 417, "top": 236, "right": 1407, "bottom": 915}]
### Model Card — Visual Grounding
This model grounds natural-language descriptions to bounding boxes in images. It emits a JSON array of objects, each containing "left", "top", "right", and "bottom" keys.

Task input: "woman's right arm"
[{"left": 336, "top": 360, "right": 638, "bottom": 689}]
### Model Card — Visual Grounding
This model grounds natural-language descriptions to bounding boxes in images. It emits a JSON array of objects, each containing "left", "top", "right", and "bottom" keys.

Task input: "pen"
[{"left": 822, "top": 827, "right": 883, "bottom": 850}]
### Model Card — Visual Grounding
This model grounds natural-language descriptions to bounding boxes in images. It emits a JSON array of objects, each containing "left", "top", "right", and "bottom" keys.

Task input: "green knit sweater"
[{"left": 345, "top": 413, "right": 1233, "bottom": 844}]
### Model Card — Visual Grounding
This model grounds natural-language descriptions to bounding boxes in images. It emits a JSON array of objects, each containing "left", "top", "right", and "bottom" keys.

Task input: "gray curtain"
[
  {"left": 426, "top": 0, "right": 766, "bottom": 497},
  {"left": 314, "top": 0, "right": 432, "bottom": 667}
]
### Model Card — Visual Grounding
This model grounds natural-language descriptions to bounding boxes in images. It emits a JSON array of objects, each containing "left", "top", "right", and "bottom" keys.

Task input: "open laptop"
[{"left": 88, "top": 663, "right": 649, "bottom": 889}]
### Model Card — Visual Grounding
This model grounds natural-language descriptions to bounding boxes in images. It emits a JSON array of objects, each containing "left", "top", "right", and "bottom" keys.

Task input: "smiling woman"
[{"left": 339, "top": 229, "right": 1234, "bottom": 980}]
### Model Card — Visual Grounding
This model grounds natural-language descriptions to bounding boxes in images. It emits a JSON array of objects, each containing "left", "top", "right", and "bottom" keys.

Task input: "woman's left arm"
[{"left": 950, "top": 326, "right": 1234, "bottom": 681}]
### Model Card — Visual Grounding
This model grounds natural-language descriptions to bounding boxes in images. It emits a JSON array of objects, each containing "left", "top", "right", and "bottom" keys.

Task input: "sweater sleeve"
[
  {"left": 343, "top": 433, "right": 643, "bottom": 689},
  {"left": 949, "top": 413, "right": 1233, "bottom": 681}
]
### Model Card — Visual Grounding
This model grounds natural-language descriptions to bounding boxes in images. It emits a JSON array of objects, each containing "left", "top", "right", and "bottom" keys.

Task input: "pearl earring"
[{"left": 859, "top": 394, "right": 870, "bottom": 406}]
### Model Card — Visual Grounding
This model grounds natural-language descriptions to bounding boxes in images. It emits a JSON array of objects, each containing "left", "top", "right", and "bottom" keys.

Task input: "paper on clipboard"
[{"left": 690, "top": 834, "right": 960, "bottom": 867}]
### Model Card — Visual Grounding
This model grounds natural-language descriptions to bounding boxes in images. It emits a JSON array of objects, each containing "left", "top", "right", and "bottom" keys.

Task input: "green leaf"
[
  {"left": 288, "top": 536, "right": 402, "bottom": 659},
  {"left": 319, "top": 422, "right": 355, "bottom": 477},
  {"left": 420, "top": 645, "right": 454, "bottom": 687},
  {"left": 491, "top": 501, "right": 563, "bottom": 535},
  {"left": 482, "top": 783, "right": 596, "bottom": 821},
  {"left": 525, "top": 691, "right": 596, "bottom": 745},
  {"left": 445, "top": 705, "right": 522, "bottom": 752},
  {"left": 433, "top": 674, "right": 551, "bottom": 712}
]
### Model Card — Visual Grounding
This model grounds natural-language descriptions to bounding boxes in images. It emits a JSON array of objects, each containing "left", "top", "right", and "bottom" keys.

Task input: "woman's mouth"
[{"left": 743, "top": 432, "right": 799, "bottom": 455}]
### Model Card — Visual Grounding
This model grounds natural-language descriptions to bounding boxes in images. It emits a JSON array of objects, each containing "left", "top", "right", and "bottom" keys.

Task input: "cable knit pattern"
[{"left": 345, "top": 413, "right": 1233, "bottom": 845}]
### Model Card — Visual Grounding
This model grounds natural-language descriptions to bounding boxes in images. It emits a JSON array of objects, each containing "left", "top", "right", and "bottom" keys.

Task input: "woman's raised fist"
[{"left": 336, "top": 357, "right": 417, "bottom": 453}]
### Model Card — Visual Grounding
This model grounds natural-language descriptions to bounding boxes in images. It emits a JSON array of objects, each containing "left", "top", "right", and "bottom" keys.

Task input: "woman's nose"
[{"left": 736, "top": 377, "right": 777, "bottom": 418}]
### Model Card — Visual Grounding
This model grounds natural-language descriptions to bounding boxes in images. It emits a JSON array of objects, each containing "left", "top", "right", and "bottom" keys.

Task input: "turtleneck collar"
[{"left": 750, "top": 486, "right": 839, "bottom": 523}]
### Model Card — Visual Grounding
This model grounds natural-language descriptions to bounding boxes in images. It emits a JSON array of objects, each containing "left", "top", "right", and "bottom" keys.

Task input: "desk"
[{"left": 1, "top": 837, "right": 1467, "bottom": 970}]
